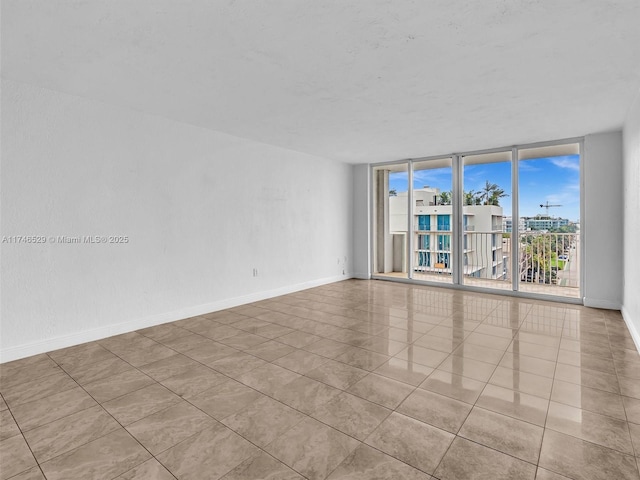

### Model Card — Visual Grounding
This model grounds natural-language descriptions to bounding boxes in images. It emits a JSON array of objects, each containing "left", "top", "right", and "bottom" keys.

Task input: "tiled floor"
[{"left": 1, "top": 279, "right": 640, "bottom": 480}]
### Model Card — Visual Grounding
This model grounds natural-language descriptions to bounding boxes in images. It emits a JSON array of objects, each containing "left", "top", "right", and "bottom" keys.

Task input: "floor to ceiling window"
[
  {"left": 461, "top": 150, "right": 512, "bottom": 291},
  {"left": 371, "top": 140, "right": 582, "bottom": 300}
]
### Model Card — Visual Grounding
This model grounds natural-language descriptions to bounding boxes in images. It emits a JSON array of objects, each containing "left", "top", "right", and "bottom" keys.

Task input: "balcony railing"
[
  {"left": 412, "top": 231, "right": 578, "bottom": 291},
  {"left": 518, "top": 232, "right": 577, "bottom": 287}
]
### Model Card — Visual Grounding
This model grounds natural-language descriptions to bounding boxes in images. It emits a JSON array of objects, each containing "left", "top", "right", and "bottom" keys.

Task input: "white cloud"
[{"left": 550, "top": 157, "right": 580, "bottom": 171}]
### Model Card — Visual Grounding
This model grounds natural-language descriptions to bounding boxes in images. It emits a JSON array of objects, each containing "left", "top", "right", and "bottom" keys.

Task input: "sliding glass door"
[
  {"left": 411, "top": 158, "right": 453, "bottom": 284},
  {"left": 372, "top": 163, "right": 409, "bottom": 278},
  {"left": 371, "top": 139, "right": 582, "bottom": 300},
  {"left": 461, "top": 151, "right": 512, "bottom": 290}
]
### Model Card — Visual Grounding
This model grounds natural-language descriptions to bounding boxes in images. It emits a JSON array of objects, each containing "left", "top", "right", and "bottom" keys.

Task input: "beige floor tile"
[
  {"left": 551, "top": 379, "right": 626, "bottom": 420},
  {"left": 11, "top": 386, "right": 96, "bottom": 433},
  {"left": 438, "top": 355, "right": 497, "bottom": 382},
  {"left": 49, "top": 342, "right": 117, "bottom": 370},
  {"left": 365, "top": 412, "right": 454, "bottom": 474},
  {"left": 125, "top": 401, "right": 215, "bottom": 455},
  {"left": 158, "top": 423, "right": 260, "bottom": 480},
  {"left": 476, "top": 384, "right": 549, "bottom": 427},
  {"left": 39, "top": 429, "right": 150, "bottom": 480},
  {"left": 452, "top": 343, "right": 505, "bottom": 365},
  {"left": 489, "top": 366, "right": 553, "bottom": 398},
  {"left": 557, "top": 349, "right": 617, "bottom": 375},
  {"left": 535, "top": 467, "right": 573, "bottom": 480},
  {"left": 394, "top": 345, "right": 449, "bottom": 368},
  {"left": 222, "top": 396, "right": 306, "bottom": 447},
  {"left": 0, "top": 358, "right": 62, "bottom": 392},
  {"left": 465, "top": 331, "right": 512, "bottom": 350},
  {"left": 2, "top": 371, "right": 77, "bottom": 408},
  {"left": 434, "top": 436, "right": 536, "bottom": 480},
  {"left": 303, "top": 338, "right": 352, "bottom": 359},
  {"left": 274, "top": 349, "right": 331, "bottom": 374},
  {"left": 254, "top": 323, "right": 296, "bottom": 340},
  {"left": 243, "top": 340, "right": 296, "bottom": 361},
  {"left": 347, "top": 373, "right": 414, "bottom": 409},
  {"left": 63, "top": 356, "right": 133, "bottom": 385},
  {"left": 274, "top": 376, "right": 341, "bottom": 414},
  {"left": 183, "top": 340, "right": 238, "bottom": 365},
  {"left": 306, "top": 360, "right": 369, "bottom": 390},
  {"left": 312, "top": 392, "right": 391, "bottom": 440},
  {"left": 624, "top": 396, "right": 640, "bottom": 424},
  {"left": 102, "top": 383, "right": 181, "bottom": 425},
  {"left": 266, "top": 417, "right": 359, "bottom": 480},
  {"left": 499, "top": 352, "right": 556, "bottom": 379},
  {"left": 138, "top": 354, "right": 201, "bottom": 381},
  {"left": 0, "top": 409, "right": 21, "bottom": 441},
  {"left": 620, "top": 375, "right": 640, "bottom": 400},
  {"left": 559, "top": 338, "right": 612, "bottom": 359},
  {"left": 0, "top": 434, "right": 37, "bottom": 480},
  {"left": 237, "top": 363, "right": 301, "bottom": 396},
  {"left": 8, "top": 467, "right": 46, "bottom": 480},
  {"left": 83, "top": 369, "right": 155, "bottom": 403},
  {"left": 629, "top": 422, "right": 640, "bottom": 456},
  {"left": 539, "top": 429, "right": 639, "bottom": 480},
  {"left": 514, "top": 332, "right": 561, "bottom": 348},
  {"left": 615, "top": 359, "right": 640, "bottom": 380},
  {"left": 397, "top": 388, "right": 472, "bottom": 433},
  {"left": 554, "top": 363, "right": 620, "bottom": 394},
  {"left": 190, "top": 379, "right": 262, "bottom": 420},
  {"left": 219, "top": 331, "right": 268, "bottom": 350},
  {"left": 24, "top": 405, "right": 119, "bottom": 463},
  {"left": 160, "top": 364, "right": 228, "bottom": 398},
  {"left": 382, "top": 327, "right": 424, "bottom": 344},
  {"left": 420, "top": 369, "right": 486, "bottom": 404},
  {"left": 546, "top": 401, "right": 634, "bottom": 455},
  {"left": 160, "top": 332, "right": 212, "bottom": 352},
  {"left": 109, "top": 338, "right": 176, "bottom": 367},
  {"left": 413, "top": 334, "right": 462, "bottom": 353},
  {"left": 335, "top": 347, "right": 391, "bottom": 371},
  {"left": 220, "top": 451, "right": 304, "bottom": 479},
  {"left": 326, "top": 444, "right": 432, "bottom": 480},
  {"left": 278, "top": 331, "right": 323, "bottom": 348},
  {"left": 373, "top": 359, "right": 433, "bottom": 386},
  {"left": 459, "top": 406, "right": 544, "bottom": 463},
  {"left": 357, "top": 336, "right": 407, "bottom": 356},
  {"left": 115, "top": 458, "right": 175, "bottom": 479},
  {"left": 207, "top": 351, "right": 268, "bottom": 377}
]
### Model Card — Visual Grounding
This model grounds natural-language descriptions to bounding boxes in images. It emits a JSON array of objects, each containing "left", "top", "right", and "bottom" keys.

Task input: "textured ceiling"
[{"left": 2, "top": 0, "right": 640, "bottom": 163}]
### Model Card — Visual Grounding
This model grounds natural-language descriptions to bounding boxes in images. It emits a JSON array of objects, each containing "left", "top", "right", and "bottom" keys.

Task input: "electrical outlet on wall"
[{"left": 252, "top": 268, "right": 258, "bottom": 277}]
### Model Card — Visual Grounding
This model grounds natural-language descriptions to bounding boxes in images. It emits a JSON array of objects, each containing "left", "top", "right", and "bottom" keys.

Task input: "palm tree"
[
  {"left": 479, "top": 180, "right": 508, "bottom": 206},
  {"left": 439, "top": 191, "right": 452, "bottom": 205},
  {"left": 464, "top": 190, "right": 476, "bottom": 205}
]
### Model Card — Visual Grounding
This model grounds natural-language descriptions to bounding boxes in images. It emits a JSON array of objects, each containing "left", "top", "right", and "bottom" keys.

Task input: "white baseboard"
[
  {"left": 0, "top": 274, "right": 352, "bottom": 363},
  {"left": 621, "top": 305, "right": 640, "bottom": 353},
  {"left": 583, "top": 298, "right": 622, "bottom": 310}
]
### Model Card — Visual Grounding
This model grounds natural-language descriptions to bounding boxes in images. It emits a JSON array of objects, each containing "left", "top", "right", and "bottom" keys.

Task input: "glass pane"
[
  {"left": 518, "top": 144, "right": 580, "bottom": 298},
  {"left": 462, "top": 151, "right": 512, "bottom": 290},
  {"left": 373, "top": 163, "right": 409, "bottom": 278},
  {"left": 411, "top": 158, "right": 453, "bottom": 284}
]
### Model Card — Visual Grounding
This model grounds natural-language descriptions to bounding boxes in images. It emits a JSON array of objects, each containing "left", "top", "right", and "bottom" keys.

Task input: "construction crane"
[{"left": 540, "top": 201, "right": 562, "bottom": 215}]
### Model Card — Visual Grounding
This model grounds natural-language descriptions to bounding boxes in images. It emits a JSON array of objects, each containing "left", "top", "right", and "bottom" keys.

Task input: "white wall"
[
  {"left": 583, "top": 131, "right": 624, "bottom": 309},
  {"left": 0, "top": 79, "right": 353, "bottom": 362},
  {"left": 352, "top": 164, "right": 370, "bottom": 279},
  {"left": 623, "top": 89, "right": 640, "bottom": 350}
]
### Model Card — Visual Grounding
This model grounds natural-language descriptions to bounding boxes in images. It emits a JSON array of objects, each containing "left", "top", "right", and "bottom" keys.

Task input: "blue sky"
[{"left": 389, "top": 154, "right": 580, "bottom": 221}]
